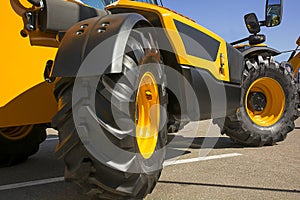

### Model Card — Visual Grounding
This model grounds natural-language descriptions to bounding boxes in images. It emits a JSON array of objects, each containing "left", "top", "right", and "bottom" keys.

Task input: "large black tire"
[
  {"left": 52, "top": 27, "right": 168, "bottom": 199},
  {"left": 216, "top": 56, "right": 298, "bottom": 147},
  {"left": 0, "top": 124, "right": 47, "bottom": 166}
]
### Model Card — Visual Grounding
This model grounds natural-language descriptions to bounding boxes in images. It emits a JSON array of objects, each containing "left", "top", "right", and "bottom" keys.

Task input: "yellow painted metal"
[
  {"left": 136, "top": 72, "right": 160, "bottom": 159},
  {"left": 107, "top": 0, "right": 230, "bottom": 82},
  {"left": 0, "top": 1, "right": 57, "bottom": 127},
  {"left": 18, "top": 0, "right": 32, "bottom": 8},
  {"left": 0, "top": 125, "right": 33, "bottom": 140},
  {"left": 290, "top": 36, "right": 300, "bottom": 78},
  {"left": 0, "top": 82, "right": 58, "bottom": 128},
  {"left": 234, "top": 43, "right": 267, "bottom": 49},
  {"left": 290, "top": 51, "right": 300, "bottom": 78},
  {"left": 245, "top": 77, "right": 285, "bottom": 127}
]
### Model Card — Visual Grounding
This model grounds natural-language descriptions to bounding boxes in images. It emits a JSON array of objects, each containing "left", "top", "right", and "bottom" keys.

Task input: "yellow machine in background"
[
  {"left": 0, "top": 1, "right": 57, "bottom": 166},
  {"left": 0, "top": 1, "right": 57, "bottom": 128}
]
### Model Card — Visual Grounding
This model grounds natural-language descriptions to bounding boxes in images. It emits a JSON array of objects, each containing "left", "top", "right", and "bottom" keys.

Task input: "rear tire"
[
  {"left": 52, "top": 26, "right": 168, "bottom": 199},
  {"left": 215, "top": 56, "right": 298, "bottom": 146},
  {"left": 0, "top": 124, "right": 47, "bottom": 166}
]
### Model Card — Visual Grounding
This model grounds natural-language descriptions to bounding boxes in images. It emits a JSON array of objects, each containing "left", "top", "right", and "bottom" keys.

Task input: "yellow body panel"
[
  {"left": 108, "top": 0, "right": 230, "bottom": 81},
  {"left": 0, "top": 1, "right": 57, "bottom": 127},
  {"left": 0, "top": 83, "right": 57, "bottom": 128}
]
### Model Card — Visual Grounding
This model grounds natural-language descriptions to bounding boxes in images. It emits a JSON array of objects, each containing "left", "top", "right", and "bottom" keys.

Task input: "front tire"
[
  {"left": 52, "top": 26, "right": 168, "bottom": 199},
  {"left": 216, "top": 57, "right": 298, "bottom": 146}
]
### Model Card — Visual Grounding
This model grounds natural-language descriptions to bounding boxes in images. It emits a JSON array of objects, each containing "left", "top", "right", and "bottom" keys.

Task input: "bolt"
[
  {"left": 145, "top": 91, "right": 152, "bottom": 100},
  {"left": 80, "top": 24, "right": 88, "bottom": 29},
  {"left": 76, "top": 30, "right": 84, "bottom": 35},
  {"left": 97, "top": 27, "right": 106, "bottom": 33},
  {"left": 102, "top": 22, "right": 110, "bottom": 27}
]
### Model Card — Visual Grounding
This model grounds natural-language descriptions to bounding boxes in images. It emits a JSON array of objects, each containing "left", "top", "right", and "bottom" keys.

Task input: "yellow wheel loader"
[
  {"left": 1, "top": 0, "right": 298, "bottom": 199},
  {"left": 0, "top": 0, "right": 58, "bottom": 166}
]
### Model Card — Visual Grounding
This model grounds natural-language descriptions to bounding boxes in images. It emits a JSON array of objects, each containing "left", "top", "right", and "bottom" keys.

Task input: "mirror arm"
[
  {"left": 230, "top": 37, "right": 249, "bottom": 46},
  {"left": 259, "top": 21, "right": 266, "bottom": 26}
]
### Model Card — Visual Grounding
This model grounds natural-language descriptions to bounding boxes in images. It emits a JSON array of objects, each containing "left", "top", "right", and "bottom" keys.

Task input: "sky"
[{"left": 163, "top": 0, "right": 299, "bottom": 61}]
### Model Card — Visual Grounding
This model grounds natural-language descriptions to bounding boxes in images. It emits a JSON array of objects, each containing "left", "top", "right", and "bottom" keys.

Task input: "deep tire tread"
[{"left": 53, "top": 27, "right": 167, "bottom": 199}]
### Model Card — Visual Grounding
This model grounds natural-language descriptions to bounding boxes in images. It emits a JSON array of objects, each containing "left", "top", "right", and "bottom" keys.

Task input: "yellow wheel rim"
[
  {"left": 0, "top": 125, "right": 33, "bottom": 140},
  {"left": 245, "top": 77, "right": 285, "bottom": 127},
  {"left": 136, "top": 72, "right": 160, "bottom": 159}
]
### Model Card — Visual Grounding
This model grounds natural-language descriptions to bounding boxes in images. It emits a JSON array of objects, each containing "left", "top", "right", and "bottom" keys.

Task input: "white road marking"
[
  {"left": 46, "top": 137, "right": 59, "bottom": 141},
  {"left": 163, "top": 153, "right": 242, "bottom": 167},
  {"left": 0, "top": 177, "right": 65, "bottom": 191}
]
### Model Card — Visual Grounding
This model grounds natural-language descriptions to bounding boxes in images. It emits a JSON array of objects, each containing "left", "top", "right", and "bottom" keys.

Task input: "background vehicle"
[
  {"left": 0, "top": 0, "right": 58, "bottom": 166},
  {"left": 1, "top": 0, "right": 297, "bottom": 199}
]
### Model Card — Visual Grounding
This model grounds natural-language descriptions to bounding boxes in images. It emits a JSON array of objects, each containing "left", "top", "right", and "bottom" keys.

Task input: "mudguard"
[
  {"left": 241, "top": 46, "right": 280, "bottom": 58},
  {"left": 51, "top": 13, "right": 150, "bottom": 77}
]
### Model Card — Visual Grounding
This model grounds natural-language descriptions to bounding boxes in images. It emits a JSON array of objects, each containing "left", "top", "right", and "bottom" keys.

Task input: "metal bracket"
[{"left": 25, "top": 11, "right": 36, "bottom": 31}]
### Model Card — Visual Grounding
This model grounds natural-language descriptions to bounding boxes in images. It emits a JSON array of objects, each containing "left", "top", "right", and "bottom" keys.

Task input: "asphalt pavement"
[{"left": 0, "top": 120, "right": 299, "bottom": 200}]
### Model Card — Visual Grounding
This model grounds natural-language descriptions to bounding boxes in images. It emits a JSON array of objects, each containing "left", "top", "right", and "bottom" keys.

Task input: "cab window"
[
  {"left": 77, "top": 0, "right": 158, "bottom": 9},
  {"left": 77, "top": 0, "right": 118, "bottom": 9}
]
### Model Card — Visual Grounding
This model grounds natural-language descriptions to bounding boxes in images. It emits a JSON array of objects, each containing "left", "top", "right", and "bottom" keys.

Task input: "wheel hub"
[
  {"left": 248, "top": 92, "right": 267, "bottom": 112},
  {"left": 245, "top": 77, "right": 285, "bottom": 127}
]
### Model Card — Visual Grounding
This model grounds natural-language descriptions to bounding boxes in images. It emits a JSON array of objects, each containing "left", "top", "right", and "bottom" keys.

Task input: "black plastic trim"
[
  {"left": 226, "top": 43, "right": 244, "bottom": 84},
  {"left": 241, "top": 46, "right": 281, "bottom": 58},
  {"left": 174, "top": 20, "right": 220, "bottom": 61},
  {"left": 173, "top": 65, "right": 241, "bottom": 121}
]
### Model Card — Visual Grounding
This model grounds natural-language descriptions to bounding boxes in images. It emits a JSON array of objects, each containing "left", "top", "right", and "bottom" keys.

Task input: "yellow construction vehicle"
[
  {"left": 0, "top": 0, "right": 58, "bottom": 166},
  {"left": 1, "top": 0, "right": 297, "bottom": 199}
]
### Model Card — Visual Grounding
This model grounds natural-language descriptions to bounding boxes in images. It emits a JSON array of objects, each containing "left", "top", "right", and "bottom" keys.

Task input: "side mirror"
[
  {"left": 265, "top": 0, "right": 283, "bottom": 27},
  {"left": 244, "top": 13, "right": 261, "bottom": 34}
]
